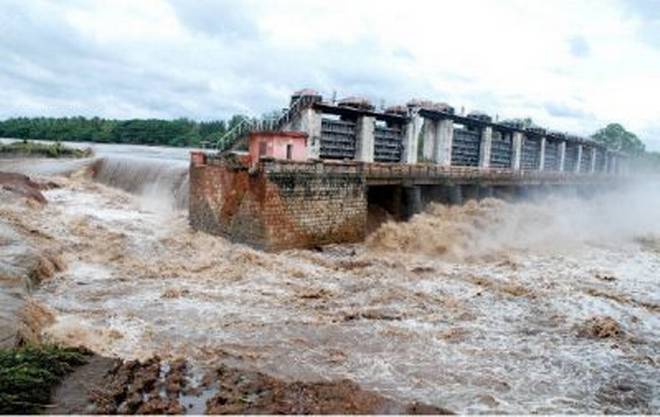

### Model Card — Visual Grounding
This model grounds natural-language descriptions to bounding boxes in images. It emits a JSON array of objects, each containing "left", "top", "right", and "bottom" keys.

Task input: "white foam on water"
[{"left": 1, "top": 154, "right": 657, "bottom": 413}]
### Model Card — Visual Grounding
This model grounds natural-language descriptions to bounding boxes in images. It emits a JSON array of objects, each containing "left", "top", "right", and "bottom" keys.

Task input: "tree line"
[{"left": 0, "top": 116, "right": 249, "bottom": 148}]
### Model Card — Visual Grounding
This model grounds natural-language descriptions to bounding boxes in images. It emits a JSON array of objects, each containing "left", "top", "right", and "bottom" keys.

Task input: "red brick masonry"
[{"left": 189, "top": 152, "right": 366, "bottom": 250}]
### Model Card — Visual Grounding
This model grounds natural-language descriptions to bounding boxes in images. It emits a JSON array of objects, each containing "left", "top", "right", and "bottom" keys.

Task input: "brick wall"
[{"left": 189, "top": 152, "right": 367, "bottom": 250}]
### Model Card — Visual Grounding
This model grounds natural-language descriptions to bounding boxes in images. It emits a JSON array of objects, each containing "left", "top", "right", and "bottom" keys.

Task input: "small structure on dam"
[{"left": 189, "top": 90, "right": 629, "bottom": 250}]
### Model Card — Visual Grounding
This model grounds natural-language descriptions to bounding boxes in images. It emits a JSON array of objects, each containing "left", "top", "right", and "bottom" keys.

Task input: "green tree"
[{"left": 591, "top": 123, "right": 645, "bottom": 155}]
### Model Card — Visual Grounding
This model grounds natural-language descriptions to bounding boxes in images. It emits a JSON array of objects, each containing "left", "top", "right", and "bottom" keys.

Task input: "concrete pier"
[
  {"left": 448, "top": 185, "right": 463, "bottom": 205},
  {"left": 355, "top": 115, "right": 375, "bottom": 162},
  {"left": 434, "top": 119, "right": 454, "bottom": 166},
  {"left": 538, "top": 137, "right": 546, "bottom": 171},
  {"left": 511, "top": 132, "right": 523, "bottom": 171},
  {"left": 402, "top": 186, "right": 423, "bottom": 219},
  {"left": 590, "top": 147, "right": 597, "bottom": 174},
  {"left": 421, "top": 119, "right": 437, "bottom": 162},
  {"left": 575, "top": 144, "right": 583, "bottom": 174},
  {"left": 558, "top": 141, "right": 566, "bottom": 172},
  {"left": 479, "top": 126, "right": 493, "bottom": 168},
  {"left": 403, "top": 112, "right": 422, "bottom": 164}
]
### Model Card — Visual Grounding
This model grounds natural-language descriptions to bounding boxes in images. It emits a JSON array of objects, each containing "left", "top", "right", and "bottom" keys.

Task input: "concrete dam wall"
[{"left": 190, "top": 90, "right": 630, "bottom": 250}]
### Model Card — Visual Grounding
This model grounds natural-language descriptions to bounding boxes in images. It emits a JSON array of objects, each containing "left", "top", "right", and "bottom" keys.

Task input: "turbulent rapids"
[{"left": 1, "top": 151, "right": 658, "bottom": 414}]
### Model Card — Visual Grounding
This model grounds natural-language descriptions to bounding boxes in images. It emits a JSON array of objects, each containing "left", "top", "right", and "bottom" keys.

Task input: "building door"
[{"left": 286, "top": 144, "right": 293, "bottom": 160}]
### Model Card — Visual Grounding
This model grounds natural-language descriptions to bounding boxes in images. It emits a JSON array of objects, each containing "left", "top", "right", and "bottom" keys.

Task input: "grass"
[
  {"left": 0, "top": 140, "right": 93, "bottom": 158},
  {"left": 0, "top": 344, "right": 90, "bottom": 414}
]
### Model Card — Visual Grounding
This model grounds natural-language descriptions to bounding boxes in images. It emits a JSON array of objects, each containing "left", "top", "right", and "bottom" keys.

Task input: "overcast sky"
[{"left": 1, "top": 0, "right": 659, "bottom": 149}]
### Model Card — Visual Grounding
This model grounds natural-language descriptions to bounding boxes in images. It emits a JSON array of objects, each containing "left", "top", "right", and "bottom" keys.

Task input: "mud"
[
  {"left": 50, "top": 356, "right": 450, "bottom": 415},
  {"left": 0, "top": 171, "right": 48, "bottom": 204},
  {"left": 0, "top": 195, "right": 64, "bottom": 347}
]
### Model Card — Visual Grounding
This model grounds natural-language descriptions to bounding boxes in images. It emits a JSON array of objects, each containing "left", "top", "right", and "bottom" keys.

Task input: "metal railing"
[{"left": 213, "top": 95, "right": 309, "bottom": 151}]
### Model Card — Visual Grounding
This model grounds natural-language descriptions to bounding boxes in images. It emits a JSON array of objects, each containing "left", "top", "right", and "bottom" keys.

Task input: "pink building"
[{"left": 248, "top": 131, "right": 308, "bottom": 163}]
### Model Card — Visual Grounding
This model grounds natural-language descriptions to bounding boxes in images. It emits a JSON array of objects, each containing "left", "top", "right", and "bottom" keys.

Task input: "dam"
[{"left": 189, "top": 90, "right": 629, "bottom": 250}]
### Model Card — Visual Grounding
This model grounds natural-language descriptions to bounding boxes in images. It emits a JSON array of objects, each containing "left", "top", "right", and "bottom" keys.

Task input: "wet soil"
[
  {"left": 48, "top": 356, "right": 452, "bottom": 414},
  {"left": 0, "top": 171, "right": 49, "bottom": 204}
]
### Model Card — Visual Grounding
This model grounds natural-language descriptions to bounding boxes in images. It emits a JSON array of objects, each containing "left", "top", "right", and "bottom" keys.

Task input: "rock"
[
  {"left": 577, "top": 316, "right": 623, "bottom": 339},
  {"left": 0, "top": 172, "right": 47, "bottom": 204},
  {"left": 81, "top": 357, "right": 453, "bottom": 415}
]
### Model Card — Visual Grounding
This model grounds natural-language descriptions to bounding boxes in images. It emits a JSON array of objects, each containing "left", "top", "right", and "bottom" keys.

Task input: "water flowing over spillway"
[
  {"left": 0, "top": 150, "right": 658, "bottom": 414},
  {"left": 92, "top": 157, "right": 189, "bottom": 210}
]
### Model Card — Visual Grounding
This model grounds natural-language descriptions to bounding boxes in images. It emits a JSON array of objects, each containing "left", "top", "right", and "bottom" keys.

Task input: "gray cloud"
[
  {"left": 623, "top": 0, "right": 660, "bottom": 49},
  {"left": 569, "top": 36, "right": 590, "bottom": 58},
  {"left": 640, "top": 125, "right": 660, "bottom": 151},
  {"left": 0, "top": 2, "right": 442, "bottom": 120},
  {"left": 167, "top": 0, "right": 261, "bottom": 40},
  {"left": 543, "top": 101, "right": 592, "bottom": 119}
]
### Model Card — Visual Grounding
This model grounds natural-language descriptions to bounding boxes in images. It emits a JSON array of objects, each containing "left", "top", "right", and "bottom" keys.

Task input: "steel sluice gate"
[
  {"left": 544, "top": 139, "right": 560, "bottom": 171},
  {"left": 320, "top": 118, "right": 356, "bottom": 159},
  {"left": 374, "top": 125, "right": 403, "bottom": 162},
  {"left": 521, "top": 136, "right": 541, "bottom": 170},
  {"left": 489, "top": 131, "right": 513, "bottom": 168},
  {"left": 451, "top": 128, "right": 481, "bottom": 167}
]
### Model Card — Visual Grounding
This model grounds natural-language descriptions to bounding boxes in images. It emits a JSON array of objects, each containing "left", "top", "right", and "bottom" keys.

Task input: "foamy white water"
[{"left": 1, "top": 149, "right": 658, "bottom": 414}]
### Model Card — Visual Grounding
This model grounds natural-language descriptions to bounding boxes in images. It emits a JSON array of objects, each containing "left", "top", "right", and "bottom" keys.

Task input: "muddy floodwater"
[{"left": 1, "top": 148, "right": 658, "bottom": 414}]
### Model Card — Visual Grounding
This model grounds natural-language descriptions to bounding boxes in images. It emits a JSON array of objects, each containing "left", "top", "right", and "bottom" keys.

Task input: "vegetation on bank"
[
  {"left": 0, "top": 344, "right": 89, "bottom": 414},
  {"left": 0, "top": 140, "right": 93, "bottom": 158},
  {"left": 0, "top": 116, "right": 249, "bottom": 148}
]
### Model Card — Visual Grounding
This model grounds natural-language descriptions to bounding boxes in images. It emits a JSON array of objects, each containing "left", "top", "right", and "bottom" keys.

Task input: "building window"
[
  {"left": 259, "top": 142, "right": 268, "bottom": 157},
  {"left": 286, "top": 144, "right": 293, "bottom": 160}
]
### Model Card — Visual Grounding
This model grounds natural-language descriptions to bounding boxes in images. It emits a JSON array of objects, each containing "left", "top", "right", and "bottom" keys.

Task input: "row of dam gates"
[{"left": 189, "top": 89, "right": 630, "bottom": 250}]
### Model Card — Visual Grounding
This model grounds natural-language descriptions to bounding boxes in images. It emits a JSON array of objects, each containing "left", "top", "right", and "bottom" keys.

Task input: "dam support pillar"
[
  {"left": 421, "top": 119, "right": 438, "bottom": 162},
  {"left": 462, "top": 184, "right": 479, "bottom": 201},
  {"left": 590, "top": 147, "right": 597, "bottom": 174},
  {"left": 402, "top": 186, "right": 423, "bottom": 219},
  {"left": 479, "top": 127, "right": 493, "bottom": 168},
  {"left": 538, "top": 137, "right": 546, "bottom": 171},
  {"left": 516, "top": 185, "right": 532, "bottom": 200},
  {"left": 433, "top": 119, "right": 454, "bottom": 166},
  {"left": 493, "top": 186, "right": 515, "bottom": 201},
  {"left": 448, "top": 185, "right": 463, "bottom": 205},
  {"left": 478, "top": 185, "right": 494, "bottom": 199},
  {"left": 403, "top": 112, "right": 422, "bottom": 164},
  {"left": 511, "top": 132, "right": 523, "bottom": 170},
  {"left": 558, "top": 141, "right": 567, "bottom": 172},
  {"left": 425, "top": 185, "right": 450, "bottom": 205},
  {"left": 355, "top": 116, "right": 375, "bottom": 162},
  {"left": 575, "top": 145, "right": 583, "bottom": 174}
]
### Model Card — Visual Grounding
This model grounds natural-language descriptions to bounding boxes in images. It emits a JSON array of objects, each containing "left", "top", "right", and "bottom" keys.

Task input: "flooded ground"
[{"left": 0, "top": 150, "right": 658, "bottom": 414}]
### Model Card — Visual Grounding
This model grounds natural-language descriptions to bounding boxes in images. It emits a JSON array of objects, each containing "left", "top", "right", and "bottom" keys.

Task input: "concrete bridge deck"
[{"left": 363, "top": 162, "right": 619, "bottom": 186}]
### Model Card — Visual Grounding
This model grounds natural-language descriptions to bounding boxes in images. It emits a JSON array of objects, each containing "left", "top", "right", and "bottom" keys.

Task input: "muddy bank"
[
  {"left": 0, "top": 344, "right": 89, "bottom": 414},
  {"left": 0, "top": 171, "right": 48, "bottom": 204},
  {"left": 0, "top": 140, "right": 93, "bottom": 159},
  {"left": 49, "top": 356, "right": 450, "bottom": 414},
  {"left": 0, "top": 175, "right": 63, "bottom": 348},
  {"left": 0, "top": 220, "right": 61, "bottom": 348}
]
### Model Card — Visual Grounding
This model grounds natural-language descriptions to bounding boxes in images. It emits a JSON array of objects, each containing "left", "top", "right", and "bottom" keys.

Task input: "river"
[{"left": 0, "top": 140, "right": 658, "bottom": 413}]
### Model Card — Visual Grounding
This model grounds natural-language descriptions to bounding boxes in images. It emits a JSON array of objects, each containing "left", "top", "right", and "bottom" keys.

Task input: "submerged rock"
[{"left": 577, "top": 316, "right": 623, "bottom": 339}]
